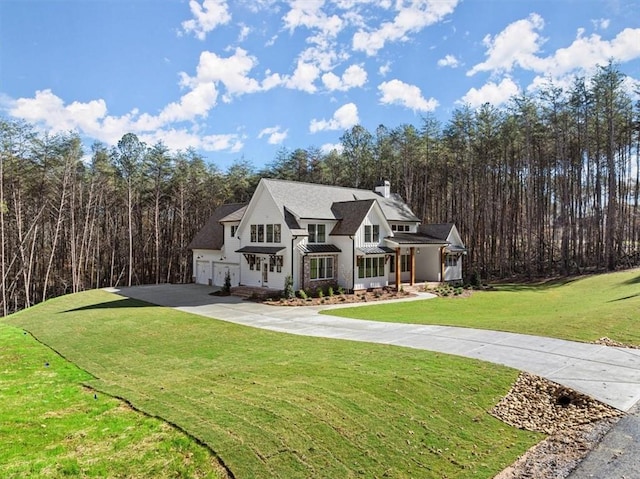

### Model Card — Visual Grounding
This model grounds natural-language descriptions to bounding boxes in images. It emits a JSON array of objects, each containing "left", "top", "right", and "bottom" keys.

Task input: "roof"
[
  {"left": 284, "top": 207, "right": 307, "bottom": 236},
  {"left": 188, "top": 203, "right": 247, "bottom": 250},
  {"left": 357, "top": 246, "right": 395, "bottom": 255},
  {"left": 385, "top": 232, "right": 447, "bottom": 246},
  {"left": 297, "top": 244, "right": 342, "bottom": 254},
  {"left": 219, "top": 205, "right": 247, "bottom": 222},
  {"left": 418, "top": 223, "right": 455, "bottom": 241},
  {"left": 330, "top": 199, "right": 376, "bottom": 235},
  {"left": 261, "top": 178, "right": 419, "bottom": 222},
  {"left": 236, "top": 246, "right": 285, "bottom": 255}
]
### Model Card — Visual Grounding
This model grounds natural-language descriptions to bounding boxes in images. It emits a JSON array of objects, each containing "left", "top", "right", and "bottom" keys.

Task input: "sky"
[{"left": 1, "top": 0, "right": 640, "bottom": 171}]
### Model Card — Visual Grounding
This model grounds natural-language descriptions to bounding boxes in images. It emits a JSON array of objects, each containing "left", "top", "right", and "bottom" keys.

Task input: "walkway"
[{"left": 110, "top": 284, "right": 640, "bottom": 412}]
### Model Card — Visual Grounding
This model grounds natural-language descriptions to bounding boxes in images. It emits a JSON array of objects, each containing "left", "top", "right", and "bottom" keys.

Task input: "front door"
[{"left": 262, "top": 260, "right": 268, "bottom": 285}]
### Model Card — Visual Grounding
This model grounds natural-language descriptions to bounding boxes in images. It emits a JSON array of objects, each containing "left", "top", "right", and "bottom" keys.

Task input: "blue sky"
[{"left": 2, "top": 0, "right": 639, "bottom": 170}]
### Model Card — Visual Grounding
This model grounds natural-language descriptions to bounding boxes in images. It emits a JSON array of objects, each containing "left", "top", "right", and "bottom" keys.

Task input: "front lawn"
[
  {"left": 326, "top": 269, "right": 640, "bottom": 345},
  {"left": 5, "top": 289, "right": 540, "bottom": 478}
]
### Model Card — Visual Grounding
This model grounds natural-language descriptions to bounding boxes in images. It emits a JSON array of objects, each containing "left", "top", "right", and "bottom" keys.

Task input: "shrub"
[
  {"left": 337, "top": 286, "right": 345, "bottom": 295},
  {"left": 298, "top": 289, "right": 308, "bottom": 300},
  {"left": 222, "top": 270, "right": 232, "bottom": 294},
  {"left": 327, "top": 286, "right": 334, "bottom": 297},
  {"left": 317, "top": 289, "right": 324, "bottom": 299},
  {"left": 283, "top": 275, "right": 295, "bottom": 299}
]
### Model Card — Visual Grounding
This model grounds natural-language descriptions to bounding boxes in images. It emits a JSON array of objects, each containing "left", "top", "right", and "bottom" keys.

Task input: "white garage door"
[
  {"left": 195, "top": 260, "right": 211, "bottom": 285},
  {"left": 213, "top": 264, "right": 240, "bottom": 287}
]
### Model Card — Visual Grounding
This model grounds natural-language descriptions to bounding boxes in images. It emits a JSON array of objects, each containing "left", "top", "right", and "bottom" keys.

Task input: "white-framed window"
[
  {"left": 268, "top": 255, "right": 283, "bottom": 273},
  {"left": 308, "top": 224, "right": 326, "bottom": 243},
  {"left": 230, "top": 225, "right": 238, "bottom": 237},
  {"left": 445, "top": 255, "right": 458, "bottom": 267},
  {"left": 390, "top": 254, "right": 410, "bottom": 273},
  {"left": 391, "top": 224, "right": 410, "bottom": 232},
  {"left": 358, "top": 256, "right": 385, "bottom": 278},
  {"left": 250, "top": 224, "right": 281, "bottom": 243},
  {"left": 364, "top": 224, "right": 379, "bottom": 243},
  {"left": 247, "top": 254, "right": 257, "bottom": 270},
  {"left": 309, "top": 256, "right": 333, "bottom": 280}
]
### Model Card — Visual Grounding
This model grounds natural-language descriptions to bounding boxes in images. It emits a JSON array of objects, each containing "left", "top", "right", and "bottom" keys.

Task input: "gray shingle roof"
[
  {"left": 418, "top": 223, "right": 454, "bottom": 241},
  {"left": 330, "top": 199, "right": 376, "bottom": 236},
  {"left": 262, "top": 178, "right": 419, "bottom": 222},
  {"left": 187, "top": 203, "right": 247, "bottom": 250}
]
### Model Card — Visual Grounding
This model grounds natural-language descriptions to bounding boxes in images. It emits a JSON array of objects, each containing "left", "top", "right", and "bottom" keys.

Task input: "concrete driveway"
[{"left": 109, "top": 283, "right": 640, "bottom": 412}]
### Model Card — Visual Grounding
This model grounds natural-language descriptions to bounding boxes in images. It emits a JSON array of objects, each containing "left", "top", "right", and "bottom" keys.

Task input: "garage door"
[
  {"left": 213, "top": 264, "right": 240, "bottom": 287},
  {"left": 195, "top": 260, "right": 211, "bottom": 285}
]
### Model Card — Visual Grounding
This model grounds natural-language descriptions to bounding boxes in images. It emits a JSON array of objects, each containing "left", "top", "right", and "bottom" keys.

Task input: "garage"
[{"left": 195, "top": 260, "right": 211, "bottom": 285}]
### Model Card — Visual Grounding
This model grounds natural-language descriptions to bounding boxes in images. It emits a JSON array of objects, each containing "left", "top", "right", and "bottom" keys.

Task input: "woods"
[{"left": 1, "top": 64, "right": 639, "bottom": 316}]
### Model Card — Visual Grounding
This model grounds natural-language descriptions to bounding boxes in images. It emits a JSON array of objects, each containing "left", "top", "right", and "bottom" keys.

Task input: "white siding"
[{"left": 192, "top": 249, "right": 220, "bottom": 285}]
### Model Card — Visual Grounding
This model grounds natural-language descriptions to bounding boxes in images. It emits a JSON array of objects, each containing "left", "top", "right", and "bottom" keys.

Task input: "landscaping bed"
[{"left": 264, "top": 286, "right": 415, "bottom": 306}]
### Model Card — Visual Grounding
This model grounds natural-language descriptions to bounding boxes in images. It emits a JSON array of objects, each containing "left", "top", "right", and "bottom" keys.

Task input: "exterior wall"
[
  {"left": 300, "top": 254, "right": 339, "bottom": 293},
  {"left": 331, "top": 236, "right": 354, "bottom": 291},
  {"left": 415, "top": 245, "right": 443, "bottom": 282},
  {"left": 444, "top": 254, "right": 463, "bottom": 281},
  {"left": 236, "top": 185, "right": 290, "bottom": 290},
  {"left": 352, "top": 206, "right": 392, "bottom": 290}
]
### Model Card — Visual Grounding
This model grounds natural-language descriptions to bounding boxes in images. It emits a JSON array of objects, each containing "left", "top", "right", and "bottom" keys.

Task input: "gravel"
[{"left": 491, "top": 372, "right": 623, "bottom": 479}]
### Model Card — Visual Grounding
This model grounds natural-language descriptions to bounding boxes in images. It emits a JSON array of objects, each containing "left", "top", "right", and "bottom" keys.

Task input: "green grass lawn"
[
  {"left": 4, "top": 290, "right": 541, "bottom": 478},
  {"left": 327, "top": 269, "right": 640, "bottom": 345},
  {"left": 0, "top": 323, "right": 225, "bottom": 479}
]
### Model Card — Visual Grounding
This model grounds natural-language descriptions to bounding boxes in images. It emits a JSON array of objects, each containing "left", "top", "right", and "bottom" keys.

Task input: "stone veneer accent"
[{"left": 300, "top": 254, "right": 339, "bottom": 293}]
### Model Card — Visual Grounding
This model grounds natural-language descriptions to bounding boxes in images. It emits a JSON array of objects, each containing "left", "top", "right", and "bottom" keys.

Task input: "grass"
[
  {"left": 0, "top": 323, "right": 225, "bottom": 479},
  {"left": 326, "top": 269, "right": 640, "bottom": 345},
  {"left": 4, "top": 289, "right": 541, "bottom": 478}
]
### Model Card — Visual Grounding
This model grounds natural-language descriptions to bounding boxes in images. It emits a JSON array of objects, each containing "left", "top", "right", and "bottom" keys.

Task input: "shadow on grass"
[
  {"left": 623, "top": 274, "right": 640, "bottom": 285},
  {"left": 62, "top": 298, "right": 154, "bottom": 313},
  {"left": 489, "top": 276, "right": 582, "bottom": 293},
  {"left": 608, "top": 293, "right": 640, "bottom": 302}
]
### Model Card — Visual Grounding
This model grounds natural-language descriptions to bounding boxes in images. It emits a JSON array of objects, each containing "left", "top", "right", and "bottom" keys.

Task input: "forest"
[{"left": 1, "top": 63, "right": 639, "bottom": 316}]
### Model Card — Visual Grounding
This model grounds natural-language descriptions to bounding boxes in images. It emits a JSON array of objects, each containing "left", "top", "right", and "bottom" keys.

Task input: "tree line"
[{"left": 1, "top": 63, "right": 639, "bottom": 316}]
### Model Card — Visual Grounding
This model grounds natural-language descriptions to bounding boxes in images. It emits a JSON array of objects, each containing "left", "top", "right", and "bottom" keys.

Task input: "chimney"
[{"left": 374, "top": 180, "right": 390, "bottom": 198}]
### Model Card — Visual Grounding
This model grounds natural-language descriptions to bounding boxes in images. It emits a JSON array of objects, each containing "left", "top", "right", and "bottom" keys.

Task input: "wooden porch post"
[
  {"left": 440, "top": 246, "right": 446, "bottom": 282},
  {"left": 410, "top": 247, "right": 415, "bottom": 286},
  {"left": 395, "top": 247, "right": 401, "bottom": 291}
]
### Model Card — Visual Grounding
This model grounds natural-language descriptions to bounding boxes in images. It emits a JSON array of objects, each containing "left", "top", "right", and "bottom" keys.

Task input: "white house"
[{"left": 189, "top": 179, "right": 466, "bottom": 292}]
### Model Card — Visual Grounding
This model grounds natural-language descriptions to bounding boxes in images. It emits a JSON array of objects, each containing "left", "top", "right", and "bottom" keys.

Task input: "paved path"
[{"left": 110, "top": 284, "right": 640, "bottom": 412}]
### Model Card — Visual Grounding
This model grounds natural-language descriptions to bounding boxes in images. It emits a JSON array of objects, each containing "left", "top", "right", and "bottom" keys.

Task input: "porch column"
[
  {"left": 410, "top": 247, "right": 415, "bottom": 286},
  {"left": 440, "top": 246, "right": 446, "bottom": 282},
  {"left": 395, "top": 247, "right": 401, "bottom": 291}
]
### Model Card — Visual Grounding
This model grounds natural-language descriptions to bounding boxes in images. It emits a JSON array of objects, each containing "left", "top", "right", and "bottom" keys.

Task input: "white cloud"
[
  {"left": 378, "top": 79, "right": 438, "bottom": 112},
  {"left": 181, "top": 0, "right": 231, "bottom": 40},
  {"left": 378, "top": 61, "right": 391, "bottom": 76},
  {"left": 183, "top": 48, "right": 265, "bottom": 101},
  {"left": 309, "top": 103, "right": 359, "bottom": 133},
  {"left": 437, "top": 54, "right": 460, "bottom": 68},
  {"left": 459, "top": 77, "right": 520, "bottom": 108},
  {"left": 320, "top": 142, "right": 344, "bottom": 154},
  {"left": 352, "top": 0, "right": 459, "bottom": 56},
  {"left": 284, "top": 59, "right": 321, "bottom": 93},
  {"left": 258, "top": 126, "right": 288, "bottom": 144},
  {"left": 592, "top": 18, "right": 610, "bottom": 30},
  {"left": 468, "top": 13, "right": 640, "bottom": 80},
  {"left": 8, "top": 89, "right": 242, "bottom": 153},
  {"left": 467, "top": 13, "right": 546, "bottom": 76},
  {"left": 322, "top": 64, "right": 367, "bottom": 91}
]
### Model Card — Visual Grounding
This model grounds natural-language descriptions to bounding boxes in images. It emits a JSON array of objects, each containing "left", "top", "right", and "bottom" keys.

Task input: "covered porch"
[{"left": 384, "top": 233, "right": 449, "bottom": 290}]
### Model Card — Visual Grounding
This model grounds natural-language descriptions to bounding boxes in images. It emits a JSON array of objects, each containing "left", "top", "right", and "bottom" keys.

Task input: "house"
[{"left": 189, "top": 178, "right": 466, "bottom": 292}]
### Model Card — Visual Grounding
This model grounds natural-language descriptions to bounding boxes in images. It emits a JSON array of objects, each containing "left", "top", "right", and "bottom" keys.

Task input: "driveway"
[{"left": 109, "top": 283, "right": 640, "bottom": 412}]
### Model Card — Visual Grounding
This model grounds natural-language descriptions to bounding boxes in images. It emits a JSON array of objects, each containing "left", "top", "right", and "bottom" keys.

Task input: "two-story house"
[{"left": 188, "top": 178, "right": 465, "bottom": 292}]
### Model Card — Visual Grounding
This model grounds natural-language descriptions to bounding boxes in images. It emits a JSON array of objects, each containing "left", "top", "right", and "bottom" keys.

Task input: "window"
[
  {"left": 230, "top": 225, "right": 238, "bottom": 237},
  {"left": 247, "top": 254, "right": 257, "bottom": 270},
  {"left": 392, "top": 224, "right": 410, "bottom": 232},
  {"left": 250, "top": 223, "right": 281, "bottom": 243},
  {"left": 364, "top": 224, "right": 379, "bottom": 243},
  {"left": 390, "top": 254, "right": 410, "bottom": 273},
  {"left": 268, "top": 255, "right": 284, "bottom": 273},
  {"left": 309, "top": 256, "right": 333, "bottom": 280},
  {"left": 358, "top": 256, "right": 385, "bottom": 278},
  {"left": 445, "top": 255, "right": 458, "bottom": 267},
  {"left": 308, "top": 224, "right": 326, "bottom": 243},
  {"left": 269, "top": 255, "right": 276, "bottom": 272}
]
